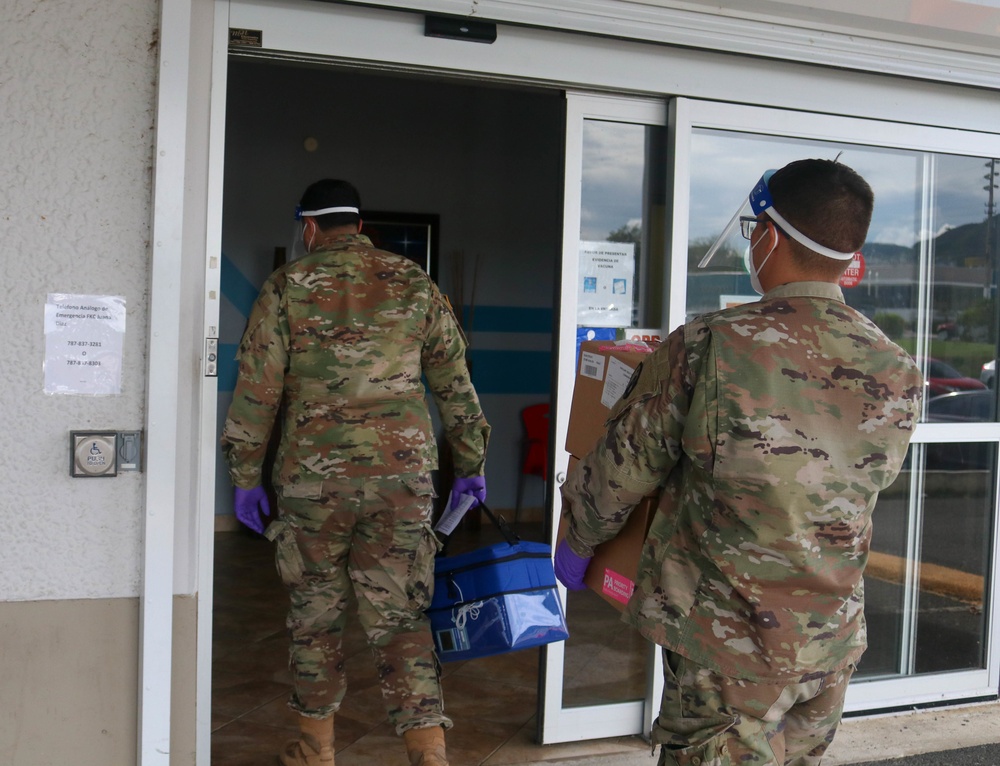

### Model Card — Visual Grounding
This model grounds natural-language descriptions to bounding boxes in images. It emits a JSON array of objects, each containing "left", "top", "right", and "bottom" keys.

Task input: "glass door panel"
[
  {"left": 563, "top": 118, "right": 665, "bottom": 709},
  {"left": 542, "top": 93, "right": 666, "bottom": 744},
  {"left": 673, "top": 102, "right": 1000, "bottom": 710}
]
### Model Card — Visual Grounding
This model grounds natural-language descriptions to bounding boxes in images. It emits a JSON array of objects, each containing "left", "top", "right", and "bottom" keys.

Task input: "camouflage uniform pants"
[
  {"left": 652, "top": 649, "right": 854, "bottom": 766},
  {"left": 266, "top": 474, "right": 448, "bottom": 734}
]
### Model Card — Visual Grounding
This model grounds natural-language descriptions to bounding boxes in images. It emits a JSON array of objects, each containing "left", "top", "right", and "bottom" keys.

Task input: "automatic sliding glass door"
[
  {"left": 542, "top": 93, "right": 668, "bottom": 744},
  {"left": 669, "top": 99, "right": 1000, "bottom": 712}
]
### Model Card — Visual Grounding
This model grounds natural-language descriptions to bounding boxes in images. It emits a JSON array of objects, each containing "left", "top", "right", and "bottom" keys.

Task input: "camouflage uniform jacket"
[
  {"left": 221, "top": 234, "right": 490, "bottom": 491},
  {"left": 563, "top": 281, "right": 923, "bottom": 682}
]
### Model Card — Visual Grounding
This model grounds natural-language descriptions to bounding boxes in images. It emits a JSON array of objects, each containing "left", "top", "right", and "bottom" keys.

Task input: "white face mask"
[{"left": 744, "top": 225, "right": 777, "bottom": 295}]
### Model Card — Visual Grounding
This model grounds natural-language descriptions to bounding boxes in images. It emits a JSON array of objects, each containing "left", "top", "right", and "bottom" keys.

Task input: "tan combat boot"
[
  {"left": 279, "top": 714, "right": 335, "bottom": 766},
  {"left": 403, "top": 725, "right": 449, "bottom": 766}
]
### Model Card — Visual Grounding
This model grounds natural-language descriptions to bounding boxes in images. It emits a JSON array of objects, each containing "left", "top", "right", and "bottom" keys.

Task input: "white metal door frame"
[
  {"left": 193, "top": 4, "right": 234, "bottom": 765},
  {"left": 139, "top": 0, "right": 195, "bottom": 763},
  {"left": 190, "top": 2, "right": 1000, "bottom": 760}
]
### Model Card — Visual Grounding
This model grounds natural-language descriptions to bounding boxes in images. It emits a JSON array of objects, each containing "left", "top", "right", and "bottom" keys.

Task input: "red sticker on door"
[{"left": 839, "top": 252, "right": 866, "bottom": 289}]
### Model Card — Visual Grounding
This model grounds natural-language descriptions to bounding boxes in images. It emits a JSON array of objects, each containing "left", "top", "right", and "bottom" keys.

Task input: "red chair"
[{"left": 515, "top": 403, "right": 550, "bottom": 525}]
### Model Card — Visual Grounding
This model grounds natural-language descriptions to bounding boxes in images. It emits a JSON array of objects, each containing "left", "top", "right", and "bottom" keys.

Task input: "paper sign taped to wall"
[{"left": 44, "top": 293, "right": 126, "bottom": 396}]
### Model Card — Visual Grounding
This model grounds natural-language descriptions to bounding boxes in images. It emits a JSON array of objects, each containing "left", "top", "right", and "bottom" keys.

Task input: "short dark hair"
[
  {"left": 299, "top": 179, "right": 361, "bottom": 231},
  {"left": 768, "top": 159, "right": 873, "bottom": 278}
]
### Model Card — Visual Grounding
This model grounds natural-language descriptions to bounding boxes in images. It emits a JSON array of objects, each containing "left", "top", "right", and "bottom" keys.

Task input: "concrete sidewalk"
[
  {"left": 826, "top": 701, "right": 1000, "bottom": 765},
  {"left": 503, "top": 701, "right": 1000, "bottom": 766}
]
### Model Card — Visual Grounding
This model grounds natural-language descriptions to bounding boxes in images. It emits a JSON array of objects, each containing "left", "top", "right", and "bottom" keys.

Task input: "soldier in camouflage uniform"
[
  {"left": 221, "top": 179, "right": 490, "bottom": 766},
  {"left": 557, "top": 159, "right": 923, "bottom": 766}
]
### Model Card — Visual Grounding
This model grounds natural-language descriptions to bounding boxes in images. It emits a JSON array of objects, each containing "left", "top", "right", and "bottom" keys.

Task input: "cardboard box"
[
  {"left": 559, "top": 456, "right": 658, "bottom": 612},
  {"left": 565, "top": 340, "right": 657, "bottom": 459}
]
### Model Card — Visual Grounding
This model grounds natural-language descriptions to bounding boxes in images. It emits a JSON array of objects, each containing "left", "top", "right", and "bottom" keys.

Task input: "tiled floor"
[{"left": 211, "top": 517, "right": 650, "bottom": 765}]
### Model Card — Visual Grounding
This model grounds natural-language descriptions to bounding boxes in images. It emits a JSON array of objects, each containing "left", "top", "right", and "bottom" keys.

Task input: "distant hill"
[{"left": 864, "top": 215, "right": 998, "bottom": 266}]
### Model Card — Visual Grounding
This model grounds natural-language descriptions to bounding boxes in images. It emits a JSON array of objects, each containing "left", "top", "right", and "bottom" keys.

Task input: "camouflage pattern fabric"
[
  {"left": 221, "top": 233, "right": 490, "bottom": 489},
  {"left": 652, "top": 649, "right": 853, "bottom": 765},
  {"left": 562, "top": 281, "right": 923, "bottom": 683},
  {"left": 221, "top": 233, "right": 490, "bottom": 727},
  {"left": 267, "top": 473, "right": 450, "bottom": 732}
]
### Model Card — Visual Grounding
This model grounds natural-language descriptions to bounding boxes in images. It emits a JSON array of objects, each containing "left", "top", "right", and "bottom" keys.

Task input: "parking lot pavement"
[
  {"left": 825, "top": 702, "right": 1000, "bottom": 765},
  {"left": 846, "top": 743, "right": 1000, "bottom": 766}
]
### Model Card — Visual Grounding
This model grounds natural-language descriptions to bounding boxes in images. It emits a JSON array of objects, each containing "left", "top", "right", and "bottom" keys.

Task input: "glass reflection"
[
  {"left": 580, "top": 120, "right": 667, "bottom": 331},
  {"left": 687, "top": 134, "right": 1000, "bottom": 422},
  {"left": 859, "top": 462, "right": 909, "bottom": 677},
  {"left": 861, "top": 444, "right": 994, "bottom": 678},
  {"left": 563, "top": 118, "right": 666, "bottom": 706},
  {"left": 562, "top": 589, "right": 647, "bottom": 707},
  {"left": 684, "top": 130, "right": 1000, "bottom": 684}
]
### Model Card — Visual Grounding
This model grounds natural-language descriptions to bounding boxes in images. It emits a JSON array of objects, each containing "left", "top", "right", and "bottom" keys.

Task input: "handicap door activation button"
[{"left": 71, "top": 431, "right": 118, "bottom": 477}]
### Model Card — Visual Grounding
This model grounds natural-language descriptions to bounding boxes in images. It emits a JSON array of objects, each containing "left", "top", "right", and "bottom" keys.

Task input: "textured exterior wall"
[
  {"left": 0, "top": 0, "right": 159, "bottom": 601},
  {"left": 0, "top": 596, "right": 198, "bottom": 766}
]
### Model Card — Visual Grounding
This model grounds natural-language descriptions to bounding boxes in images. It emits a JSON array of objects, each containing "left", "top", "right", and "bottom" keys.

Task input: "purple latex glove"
[
  {"left": 450, "top": 475, "right": 487, "bottom": 510},
  {"left": 554, "top": 539, "right": 591, "bottom": 591},
  {"left": 233, "top": 485, "right": 271, "bottom": 534}
]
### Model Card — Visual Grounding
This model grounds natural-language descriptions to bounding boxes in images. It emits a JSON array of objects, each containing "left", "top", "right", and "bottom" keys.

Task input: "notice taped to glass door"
[{"left": 577, "top": 241, "right": 635, "bottom": 327}]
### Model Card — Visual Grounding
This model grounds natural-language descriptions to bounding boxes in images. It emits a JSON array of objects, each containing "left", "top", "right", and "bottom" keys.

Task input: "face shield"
[
  {"left": 288, "top": 205, "right": 361, "bottom": 260},
  {"left": 698, "top": 170, "right": 858, "bottom": 269}
]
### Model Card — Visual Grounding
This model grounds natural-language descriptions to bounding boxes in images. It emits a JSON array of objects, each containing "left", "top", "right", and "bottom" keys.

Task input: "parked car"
[
  {"left": 982, "top": 359, "right": 995, "bottom": 388},
  {"left": 916, "top": 358, "right": 987, "bottom": 396},
  {"left": 926, "top": 389, "right": 996, "bottom": 423},
  {"left": 924, "top": 389, "right": 997, "bottom": 470}
]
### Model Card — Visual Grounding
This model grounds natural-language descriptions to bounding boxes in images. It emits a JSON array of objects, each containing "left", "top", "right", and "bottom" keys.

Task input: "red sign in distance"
[{"left": 839, "top": 252, "right": 866, "bottom": 289}]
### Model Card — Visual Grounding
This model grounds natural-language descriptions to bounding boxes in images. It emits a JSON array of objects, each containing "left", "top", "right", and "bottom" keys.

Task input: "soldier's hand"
[
  {"left": 451, "top": 476, "right": 487, "bottom": 509},
  {"left": 554, "top": 540, "right": 590, "bottom": 590},
  {"left": 233, "top": 485, "right": 271, "bottom": 534}
]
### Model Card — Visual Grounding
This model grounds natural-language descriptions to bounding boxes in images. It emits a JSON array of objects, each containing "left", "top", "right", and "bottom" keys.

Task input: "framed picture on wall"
[{"left": 362, "top": 211, "right": 439, "bottom": 282}]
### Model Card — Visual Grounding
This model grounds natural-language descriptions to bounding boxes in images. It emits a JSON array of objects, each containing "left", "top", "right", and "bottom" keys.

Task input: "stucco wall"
[{"left": 0, "top": 0, "right": 159, "bottom": 602}]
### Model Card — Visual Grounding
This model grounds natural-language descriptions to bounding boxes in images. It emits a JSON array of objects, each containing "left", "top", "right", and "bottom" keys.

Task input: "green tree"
[
  {"left": 872, "top": 312, "right": 906, "bottom": 340},
  {"left": 958, "top": 297, "right": 996, "bottom": 344},
  {"left": 689, "top": 236, "right": 742, "bottom": 272}
]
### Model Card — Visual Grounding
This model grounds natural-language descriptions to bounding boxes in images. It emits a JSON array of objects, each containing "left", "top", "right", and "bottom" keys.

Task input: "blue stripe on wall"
[
  {"left": 468, "top": 349, "right": 551, "bottom": 395},
  {"left": 222, "top": 253, "right": 261, "bottom": 318},
  {"left": 461, "top": 305, "right": 553, "bottom": 334},
  {"left": 219, "top": 343, "right": 239, "bottom": 392}
]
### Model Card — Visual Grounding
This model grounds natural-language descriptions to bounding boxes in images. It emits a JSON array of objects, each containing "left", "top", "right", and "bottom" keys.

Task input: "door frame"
[{"left": 190, "top": 1, "right": 1000, "bottom": 760}]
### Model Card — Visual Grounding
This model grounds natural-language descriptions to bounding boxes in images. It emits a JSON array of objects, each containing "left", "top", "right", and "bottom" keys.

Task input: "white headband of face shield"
[
  {"left": 296, "top": 206, "right": 360, "bottom": 218},
  {"left": 698, "top": 171, "right": 858, "bottom": 268},
  {"left": 288, "top": 206, "right": 361, "bottom": 261},
  {"left": 758, "top": 208, "right": 857, "bottom": 261}
]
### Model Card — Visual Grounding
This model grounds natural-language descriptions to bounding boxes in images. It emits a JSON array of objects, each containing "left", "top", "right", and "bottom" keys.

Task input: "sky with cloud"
[{"left": 581, "top": 120, "right": 997, "bottom": 250}]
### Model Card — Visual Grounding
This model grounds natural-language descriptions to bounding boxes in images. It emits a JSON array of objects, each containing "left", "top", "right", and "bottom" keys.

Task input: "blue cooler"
[{"left": 428, "top": 508, "right": 569, "bottom": 662}]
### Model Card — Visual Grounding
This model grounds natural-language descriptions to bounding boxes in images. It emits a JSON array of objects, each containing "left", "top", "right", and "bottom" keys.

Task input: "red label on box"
[{"left": 601, "top": 569, "right": 635, "bottom": 604}]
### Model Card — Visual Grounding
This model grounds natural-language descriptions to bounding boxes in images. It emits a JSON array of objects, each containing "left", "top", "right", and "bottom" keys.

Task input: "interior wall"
[{"left": 216, "top": 60, "right": 564, "bottom": 516}]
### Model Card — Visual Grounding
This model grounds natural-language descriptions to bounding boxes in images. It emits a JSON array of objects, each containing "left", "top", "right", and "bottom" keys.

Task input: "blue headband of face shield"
[{"left": 697, "top": 170, "right": 857, "bottom": 268}]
